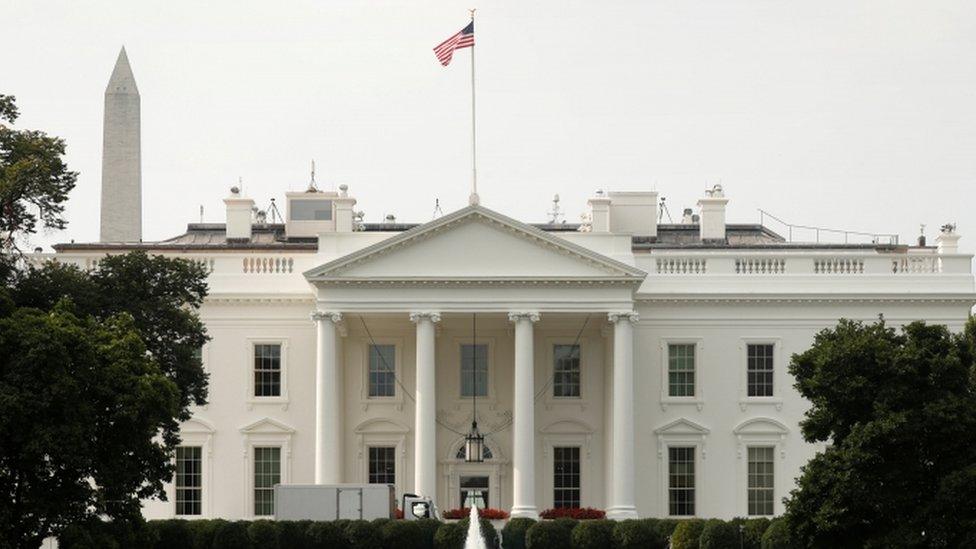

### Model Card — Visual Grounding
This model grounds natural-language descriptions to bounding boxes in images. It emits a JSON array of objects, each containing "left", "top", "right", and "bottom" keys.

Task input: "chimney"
[
  {"left": 334, "top": 184, "right": 357, "bottom": 232},
  {"left": 936, "top": 224, "right": 960, "bottom": 254},
  {"left": 224, "top": 186, "right": 255, "bottom": 241},
  {"left": 587, "top": 190, "right": 611, "bottom": 233},
  {"left": 697, "top": 184, "right": 729, "bottom": 242},
  {"left": 607, "top": 191, "right": 658, "bottom": 237}
]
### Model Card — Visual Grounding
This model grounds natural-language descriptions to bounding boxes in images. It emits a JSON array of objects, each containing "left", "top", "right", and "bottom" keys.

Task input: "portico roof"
[{"left": 304, "top": 205, "right": 646, "bottom": 285}]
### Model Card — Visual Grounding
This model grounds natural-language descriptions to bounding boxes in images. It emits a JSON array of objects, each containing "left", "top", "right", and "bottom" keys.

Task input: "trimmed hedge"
[
  {"left": 671, "top": 519, "right": 706, "bottom": 549},
  {"left": 571, "top": 519, "right": 616, "bottom": 549},
  {"left": 699, "top": 518, "right": 738, "bottom": 549},
  {"left": 57, "top": 515, "right": 782, "bottom": 549},
  {"left": 500, "top": 517, "right": 536, "bottom": 549}
]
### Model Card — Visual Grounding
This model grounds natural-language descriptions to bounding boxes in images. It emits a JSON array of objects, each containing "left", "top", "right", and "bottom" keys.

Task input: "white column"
[
  {"left": 509, "top": 311, "right": 540, "bottom": 519},
  {"left": 312, "top": 310, "right": 343, "bottom": 484},
  {"left": 607, "top": 311, "right": 639, "bottom": 520},
  {"left": 410, "top": 312, "right": 441, "bottom": 499}
]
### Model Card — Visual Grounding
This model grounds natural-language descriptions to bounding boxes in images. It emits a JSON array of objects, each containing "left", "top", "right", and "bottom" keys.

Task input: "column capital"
[
  {"left": 508, "top": 311, "right": 540, "bottom": 323},
  {"left": 311, "top": 310, "right": 342, "bottom": 323},
  {"left": 409, "top": 311, "right": 442, "bottom": 324},
  {"left": 608, "top": 311, "right": 639, "bottom": 324}
]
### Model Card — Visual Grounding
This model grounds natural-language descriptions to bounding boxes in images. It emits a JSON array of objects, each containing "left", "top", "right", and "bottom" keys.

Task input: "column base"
[
  {"left": 509, "top": 506, "right": 539, "bottom": 520},
  {"left": 606, "top": 506, "right": 639, "bottom": 520}
]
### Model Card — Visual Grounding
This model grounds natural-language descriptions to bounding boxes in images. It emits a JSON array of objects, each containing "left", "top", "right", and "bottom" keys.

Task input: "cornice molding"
[{"left": 636, "top": 294, "right": 976, "bottom": 305}]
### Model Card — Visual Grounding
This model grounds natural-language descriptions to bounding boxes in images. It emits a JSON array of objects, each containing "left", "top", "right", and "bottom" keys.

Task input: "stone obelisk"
[{"left": 99, "top": 47, "right": 142, "bottom": 242}]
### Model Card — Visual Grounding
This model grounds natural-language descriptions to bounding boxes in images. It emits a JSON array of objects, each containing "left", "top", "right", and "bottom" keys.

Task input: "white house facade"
[{"left": 44, "top": 184, "right": 975, "bottom": 522}]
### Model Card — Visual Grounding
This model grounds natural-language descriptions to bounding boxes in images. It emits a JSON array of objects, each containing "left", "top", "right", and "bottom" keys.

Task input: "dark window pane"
[
  {"left": 668, "top": 446, "right": 695, "bottom": 516},
  {"left": 369, "top": 446, "right": 396, "bottom": 485},
  {"left": 368, "top": 345, "right": 396, "bottom": 397},
  {"left": 747, "top": 344, "right": 775, "bottom": 397},
  {"left": 254, "top": 344, "right": 282, "bottom": 397},
  {"left": 553, "top": 447, "right": 581, "bottom": 508},
  {"left": 460, "top": 344, "right": 488, "bottom": 397},
  {"left": 668, "top": 344, "right": 696, "bottom": 397},
  {"left": 175, "top": 446, "right": 202, "bottom": 516},
  {"left": 253, "top": 447, "right": 280, "bottom": 516}
]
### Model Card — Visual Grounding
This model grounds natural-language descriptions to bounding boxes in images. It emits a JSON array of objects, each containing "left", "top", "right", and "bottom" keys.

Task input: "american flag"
[{"left": 433, "top": 22, "right": 474, "bottom": 66}]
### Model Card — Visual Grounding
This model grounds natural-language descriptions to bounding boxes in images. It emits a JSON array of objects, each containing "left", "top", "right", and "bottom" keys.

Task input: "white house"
[
  {"left": 45, "top": 183, "right": 975, "bottom": 521},
  {"left": 39, "top": 49, "right": 976, "bottom": 523}
]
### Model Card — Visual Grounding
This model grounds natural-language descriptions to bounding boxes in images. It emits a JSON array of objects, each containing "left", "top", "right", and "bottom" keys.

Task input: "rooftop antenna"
[
  {"left": 547, "top": 194, "right": 564, "bottom": 224},
  {"left": 659, "top": 196, "right": 674, "bottom": 223},
  {"left": 433, "top": 198, "right": 444, "bottom": 219},
  {"left": 239, "top": 176, "right": 244, "bottom": 196},
  {"left": 199, "top": 205, "right": 204, "bottom": 223},
  {"left": 307, "top": 160, "right": 319, "bottom": 192},
  {"left": 267, "top": 198, "right": 282, "bottom": 224}
]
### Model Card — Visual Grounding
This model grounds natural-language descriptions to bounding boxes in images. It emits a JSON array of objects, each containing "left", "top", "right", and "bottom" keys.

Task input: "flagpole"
[{"left": 469, "top": 8, "right": 479, "bottom": 206}]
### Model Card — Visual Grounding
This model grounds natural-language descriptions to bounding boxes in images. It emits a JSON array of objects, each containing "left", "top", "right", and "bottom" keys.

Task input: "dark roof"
[{"left": 53, "top": 222, "right": 906, "bottom": 253}]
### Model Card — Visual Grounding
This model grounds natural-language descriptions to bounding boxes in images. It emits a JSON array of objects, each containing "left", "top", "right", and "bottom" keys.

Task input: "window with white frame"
[
  {"left": 668, "top": 446, "right": 696, "bottom": 516},
  {"left": 553, "top": 446, "right": 581, "bottom": 508},
  {"left": 253, "top": 344, "right": 282, "bottom": 397},
  {"left": 253, "top": 446, "right": 280, "bottom": 516},
  {"left": 553, "top": 345, "right": 581, "bottom": 398},
  {"left": 368, "top": 446, "right": 396, "bottom": 485},
  {"left": 368, "top": 345, "right": 396, "bottom": 398},
  {"left": 748, "top": 446, "right": 775, "bottom": 516},
  {"left": 668, "top": 344, "right": 696, "bottom": 397},
  {"left": 460, "top": 344, "right": 488, "bottom": 397},
  {"left": 175, "top": 446, "right": 202, "bottom": 516},
  {"left": 747, "top": 344, "right": 775, "bottom": 397}
]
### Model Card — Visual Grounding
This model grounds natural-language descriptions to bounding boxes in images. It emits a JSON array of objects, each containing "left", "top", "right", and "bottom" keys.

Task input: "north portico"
[{"left": 304, "top": 205, "right": 646, "bottom": 519}]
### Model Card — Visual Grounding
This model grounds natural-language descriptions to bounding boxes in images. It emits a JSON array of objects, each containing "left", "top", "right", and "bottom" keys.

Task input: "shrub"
[
  {"left": 435, "top": 518, "right": 497, "bottom": 549},
  {"left": 525, "top": 520, "right": 572, "bottom": 549},
  {"left": 441, "top": 507, "right": 510, "bottom": 520},
  {"left": 742, "top": 518, "right": 771, "bottom": 549},
  {"left": 538, "top": 507, "right": 606, "bottom": 520},
  {"left": 152, "top": 519, "right": 193, "bottom": 549},
  {"left": 212, "top": 520, "right": 251, "bottom": 549},
  {"left": 188, "top": 519, "right": 225, "bottom": 549},
  {"left": 699, "top": 519, "right": 739, "bottom": 549},
  {"left": 277, "top": 521, "right": 313, "bottom": 549},
  {"left": 571, "top": 519, "right": 616, "bottom": 549},
  {"left": 415, "top": 518, "right": 441, "bottom": 548},
  {"left": 344, "top": 520, "right": 382, "bottom": 549},
  {"left": 500, "top": 517, "right": 536, "bottom": 549},
  {"left": 248, "top": 520, "right": 279, "bottom": 549},
  {"left": 58, "top": 522, "right": 119, "bottom": 549},
  {"left": 651, "top": 518, "right": 681, "bottom": 542},
  {"left": 307, "top": 521, "right": 346, "bottom": 549},
  {"left": 760, "top": 519, "right": 794, "bottom": 549},
  {"left": 613, "top": 519, "right": 665, "bottom": 549},
  {"left": 670, "top": 519, "right": 706, "bottom": 549},
  {"left": 380, "top": 520, "right": 424, "bottom": 549}
]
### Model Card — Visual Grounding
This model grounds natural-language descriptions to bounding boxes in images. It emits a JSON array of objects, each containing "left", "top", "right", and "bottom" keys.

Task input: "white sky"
[{"left": 4, "top": 1, "right": 976, "bottom": 253}]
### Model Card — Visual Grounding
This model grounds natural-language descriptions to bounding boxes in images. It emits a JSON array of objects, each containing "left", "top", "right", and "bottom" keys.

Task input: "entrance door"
[{"left": 459, "top": 476, "right": 489, "bottom": 508}]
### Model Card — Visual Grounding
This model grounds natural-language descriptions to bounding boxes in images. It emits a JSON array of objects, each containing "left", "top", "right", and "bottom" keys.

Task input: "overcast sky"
[{"left": 4, "top": 1, "right": 976, "bottom": 253}]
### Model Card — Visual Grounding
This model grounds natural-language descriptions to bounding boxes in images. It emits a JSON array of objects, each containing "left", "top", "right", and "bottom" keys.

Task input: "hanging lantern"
[{"left": 464, "top": 420, "right": 484, "bottom": 463}]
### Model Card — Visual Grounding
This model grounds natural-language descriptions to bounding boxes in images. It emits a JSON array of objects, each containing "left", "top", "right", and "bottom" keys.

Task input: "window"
[
  {"left": 290, "top": 199, "right": 333, "bottom": 221},
  {"left": 460, "top": 476, "right": 489, "bottom": 508},
  {"left": 553, "top": 447, "right": 581, "bottom": 508},
  {"left": 747, "top": 344, "right": 774, "bottom": 397},
  {"left": 460, "top": 344, "right": 488, "bottom": 397},
  {"left": 253, "top": 344, "right": 281, "bottom": 397},
  {"left": 175, "top": 446, "right": 202, "bottom": 516},
  {"left": 253, "top": 447, "right": 280, "bottom": 516},
  {"left": 369, "top": 447, "right": 396, "bottom": 485},
  {"left": 748, "top": 447, "right": 775, "bottom": 516},
  {"left": 553, "top": 345, "right": 581, "bottom": 398},
  {"left": 368, "top": 345, "right": 396, "bottom": 397},
  {"left": 668, "top": 344, "right": 696, "bottom": 397},
  {"left": 668, "top": 446, "right": 695, "bottom": 516}
]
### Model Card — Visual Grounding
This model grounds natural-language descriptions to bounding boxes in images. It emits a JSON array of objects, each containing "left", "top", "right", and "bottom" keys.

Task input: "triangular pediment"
[
  {"left": 654, "top": 418, "right": 710, "bottom": 435},
  {"left": 305, "top": 206, "right": 645, "bottom": 283},
  {"left": 239, "top": 417, "right": 295, "bottom": 434}
]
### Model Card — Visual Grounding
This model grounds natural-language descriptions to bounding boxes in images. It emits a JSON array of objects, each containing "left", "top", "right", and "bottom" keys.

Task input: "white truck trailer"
[{"left": 273, "top": 484, "right": 435, "bottom": 521}]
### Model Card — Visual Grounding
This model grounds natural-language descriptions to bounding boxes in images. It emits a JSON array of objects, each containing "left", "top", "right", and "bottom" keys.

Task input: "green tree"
[
  {"left": 0, "top": 95, "right": 77, "bottom": 267},
  {"left": 784, "top": 318, "right": 976, "bottom": 548},
  {"left": 1, "top": 252, "right": 210, "bottom": 547},
  {"left": 0, "top": 304, "right": 181, "bottom": 548}
]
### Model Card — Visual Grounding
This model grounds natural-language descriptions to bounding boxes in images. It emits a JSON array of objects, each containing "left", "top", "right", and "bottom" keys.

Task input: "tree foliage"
[
  {"left": 784, "top": 318, "right": 976, "bottom": 548},
  {"left": 0, "top": 94, "right": 78, "bottom": 258},
  {"left": 0, "top": 252, "right": 210, "bottom": 547}
]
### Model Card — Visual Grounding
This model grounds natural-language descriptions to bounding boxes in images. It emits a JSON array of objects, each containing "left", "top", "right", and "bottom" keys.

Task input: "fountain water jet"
[{"left": 463, "top": 505, "right": 487, "bottom": 549}]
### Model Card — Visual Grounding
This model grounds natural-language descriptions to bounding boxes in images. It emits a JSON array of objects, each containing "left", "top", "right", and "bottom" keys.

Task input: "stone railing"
[
  {"left": 735, "top": 258, "right": 786, "bottom": 274},
  {"left": 646, "top": 253, "right": 971, "bottom": 276},
  {"left": 242, "top": 256, "right": 294, "bottom": 274},
  {"left": 656, "top": 257, "right": 707, "bottom": 274}
]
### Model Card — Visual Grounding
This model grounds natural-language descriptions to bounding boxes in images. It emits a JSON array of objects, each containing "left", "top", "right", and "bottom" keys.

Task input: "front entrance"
[{"left": 460, "top": 475, "right": 490, "bottom": 508}]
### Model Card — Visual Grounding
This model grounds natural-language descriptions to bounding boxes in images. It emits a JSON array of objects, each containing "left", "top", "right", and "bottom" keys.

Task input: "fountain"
[{"left": 463, "top": 505, "right": 487, "bottom": 549}]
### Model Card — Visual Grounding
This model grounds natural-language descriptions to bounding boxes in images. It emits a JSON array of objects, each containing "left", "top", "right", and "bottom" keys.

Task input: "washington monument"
[{"left": 99, "top": 47, "right": 142, "bottom": 242}]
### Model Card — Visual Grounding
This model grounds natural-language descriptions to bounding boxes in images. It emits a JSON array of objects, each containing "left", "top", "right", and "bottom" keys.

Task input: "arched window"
[{"left": 456, "top": 445, "right": 493, "bottom": 460}]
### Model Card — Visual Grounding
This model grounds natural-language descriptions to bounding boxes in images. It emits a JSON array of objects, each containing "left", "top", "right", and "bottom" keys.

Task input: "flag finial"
[{"left": 469, "top": 8, "right": 476, "bottom": 19}]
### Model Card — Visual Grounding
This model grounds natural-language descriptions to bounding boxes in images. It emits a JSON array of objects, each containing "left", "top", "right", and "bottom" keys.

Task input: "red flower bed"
[
  {"left": 441, "top": 507, "right": 511, "bottom": 520},
  {"left": 394, "top": 508, "right": 404, "bottom": 519},
  {"left": 539, "top": 507, "right": 606, "bottom": 520}
]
